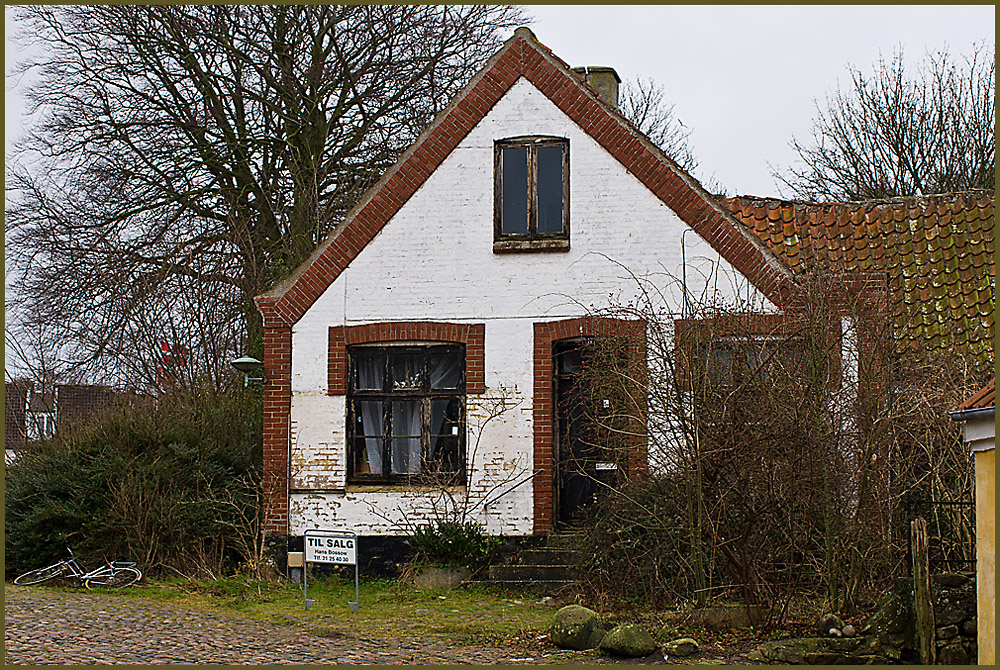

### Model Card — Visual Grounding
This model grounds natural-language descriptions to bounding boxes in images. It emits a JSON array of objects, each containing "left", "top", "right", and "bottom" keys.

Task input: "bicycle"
[{"left": 13, "top": 547, "right": 142, "bottom": 589}]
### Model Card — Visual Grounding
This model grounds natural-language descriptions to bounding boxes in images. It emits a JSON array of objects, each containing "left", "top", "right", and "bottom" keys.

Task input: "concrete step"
[
  {"left": 517, "top": 548, "right": 584, "bottom": 566},
  {"left": 489, "top": 564, "right": 578, "bottom": 582},
  {"left": 545, "top": 531, "right": 587, "bottom": 549}
]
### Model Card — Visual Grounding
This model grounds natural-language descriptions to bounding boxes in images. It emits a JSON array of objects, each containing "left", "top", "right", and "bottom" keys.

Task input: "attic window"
[{"left": 494, "top": 137, "right": 569, "bottom": 253}]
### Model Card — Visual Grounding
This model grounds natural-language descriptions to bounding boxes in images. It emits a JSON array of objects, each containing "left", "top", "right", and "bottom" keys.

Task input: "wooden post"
[{"left": 910, "top": 516, "right": 935, "bottom": 665}]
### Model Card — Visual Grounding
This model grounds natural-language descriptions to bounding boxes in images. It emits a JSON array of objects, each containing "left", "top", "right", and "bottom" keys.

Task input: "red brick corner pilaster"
[
  {"left": 532, "top": 316, "right": 647, "bottom": 535},
  {"left": 328, "top": 321, "right": 486, "bottom": 395},
  {"left": 255, "top": 296, "right": 292, "bottom": 538},
  {"left": 260, "top": 323, "right": 291, "bottom": 537}
]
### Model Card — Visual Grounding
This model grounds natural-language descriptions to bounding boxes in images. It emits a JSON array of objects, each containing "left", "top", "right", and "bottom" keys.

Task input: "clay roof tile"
[
  {"left": 954, "top": 378, "right": 995, "bottom": 411},
  {"left": 723, "top": 191, "right": 994, "bottom": 359}
]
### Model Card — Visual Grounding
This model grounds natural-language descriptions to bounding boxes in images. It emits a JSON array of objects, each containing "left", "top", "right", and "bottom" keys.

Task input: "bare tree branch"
[
  {"left": 6, "top": 5, "right": 528, "bottom": 388},
  {"left": 776, "top": 43, "right": 994, "bottom": 200}
]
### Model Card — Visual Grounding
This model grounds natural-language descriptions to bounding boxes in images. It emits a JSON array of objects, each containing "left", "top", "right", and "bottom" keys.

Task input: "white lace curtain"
[{"left": 354, "top": 348, "right": 462, "bottom": 475}]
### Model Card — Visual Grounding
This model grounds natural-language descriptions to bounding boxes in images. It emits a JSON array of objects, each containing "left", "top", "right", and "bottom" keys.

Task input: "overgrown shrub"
[
  {"left": 579, "top": 476, "right": 693, "bottom": 608},
  {"left": 407, "top": 520, "right": 501, "bottom": 570},
  {"left": 572, "top": 274, "right": 985, "bottom": 623},
  {"left": 5, "top": 383, "right": 261, "bottom": 578}
]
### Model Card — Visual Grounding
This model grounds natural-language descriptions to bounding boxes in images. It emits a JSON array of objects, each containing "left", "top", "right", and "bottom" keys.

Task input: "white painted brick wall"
[{"left": 289, "top": 78, "right": 773, "bottom": 536}]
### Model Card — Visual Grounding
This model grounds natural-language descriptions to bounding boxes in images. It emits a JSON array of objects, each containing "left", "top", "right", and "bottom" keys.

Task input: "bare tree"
[
  {"left": 618, "top": 76, "right": 727, "bottom": 195},
  {"left": 5, "top": 5, "right": 527, "bottom": 388},
  {"left": 619, "top": 76, "right": 698, "bottom": 172},
  {"left": 777, "top": 43, "right": 994, "bottom": 200}
]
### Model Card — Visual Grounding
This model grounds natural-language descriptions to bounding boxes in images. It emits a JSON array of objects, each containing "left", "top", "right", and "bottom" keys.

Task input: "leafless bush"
[{"left": 575, "top": 270, "right": 983, "bottom": 622}]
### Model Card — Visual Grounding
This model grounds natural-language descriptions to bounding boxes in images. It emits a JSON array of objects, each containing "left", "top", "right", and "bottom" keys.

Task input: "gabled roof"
[
  {"left": 724, "top": 191, "right": 995, "bottom": 357},
  {"left": 256, "top": 28, "right": 799, "bottom": 327}
]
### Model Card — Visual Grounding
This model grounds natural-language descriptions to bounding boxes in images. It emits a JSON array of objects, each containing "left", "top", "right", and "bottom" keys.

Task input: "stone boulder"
[
  {"left": 862, "top": 579, "right": 913, "bottom": 638},
  {"left": 675, "top": 605, "right": 765, "bottom": 630},
  {"left": 550, "top": 604, "right": 608, "bottom": 651},
  {"left": 938, "top": 642, "right": 969, "bottom": 665},
  {"left": 931, "top": 573, "right": 976, "bottom": 627},
  {"left": 817, "top": 613, "right": 845, "bottom": 637},
  {"left": 598, "top": 624, "right": 658, "bottom": 657},
  {"left": 931, "top": 572, "right": 968, "bottom": 588},
  {"left": 663, "top": 637, "right": 699, "bottom": 657}
]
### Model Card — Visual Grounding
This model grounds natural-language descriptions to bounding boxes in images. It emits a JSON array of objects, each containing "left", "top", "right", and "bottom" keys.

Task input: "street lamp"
[{"left": 231, "top": 355, "right": 265, "bottom": 387}]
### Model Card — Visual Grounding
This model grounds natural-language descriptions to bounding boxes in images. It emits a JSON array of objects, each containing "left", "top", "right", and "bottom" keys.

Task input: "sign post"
[{"left": 303, "top": 529, "right": 359, "bottom": 612}]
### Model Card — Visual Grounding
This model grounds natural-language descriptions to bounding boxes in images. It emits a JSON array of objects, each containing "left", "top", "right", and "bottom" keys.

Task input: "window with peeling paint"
[
  {"left": 348, "top": 345, "right": 465, "bottom": 484},
  {"left": 494, "top": 137, "right": 569, "bottom": 252}
]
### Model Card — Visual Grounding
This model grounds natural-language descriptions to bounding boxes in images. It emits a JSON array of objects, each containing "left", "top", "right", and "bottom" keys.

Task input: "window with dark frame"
[
  {"left": 701, "top": 336, "right": 810, "bottom": 388},
  {"left": 348, "top": 344, "right": 465, "bottom": 484},
  {"left": 494, "top": 136, "right": 569, "bottom": 252}
]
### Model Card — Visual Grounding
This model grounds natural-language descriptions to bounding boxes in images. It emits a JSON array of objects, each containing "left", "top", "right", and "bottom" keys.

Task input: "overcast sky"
[
  {"left": 524, "top": 4, "right": 995, "bottom": 196},
  {"left": 5, "top": 5, "right": 996, "bottom": 197}
]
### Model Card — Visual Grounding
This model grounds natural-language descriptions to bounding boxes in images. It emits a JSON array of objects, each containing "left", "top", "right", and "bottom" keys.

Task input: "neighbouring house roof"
[
  {"left": 954, "top": 377, "right": 995, "bottom": 412},
  {"left": 950, "top": 378, "right": 995, "bottom": 446},
  {"left": 256, "top": 27, "right": 799, "bottom": 327},
  {"left": 723, "top": 191, "right": 995, "bottom": 358}
]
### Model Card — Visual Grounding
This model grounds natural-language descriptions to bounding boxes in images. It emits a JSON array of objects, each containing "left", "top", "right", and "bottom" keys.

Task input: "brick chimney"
[{"left": 572, "top": 66, "right": 621, "bottom": 109}]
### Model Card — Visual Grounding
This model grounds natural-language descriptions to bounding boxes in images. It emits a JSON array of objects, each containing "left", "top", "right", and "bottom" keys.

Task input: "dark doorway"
[{"left": 554, "top": 339, "right": 618, "bottom": 527}]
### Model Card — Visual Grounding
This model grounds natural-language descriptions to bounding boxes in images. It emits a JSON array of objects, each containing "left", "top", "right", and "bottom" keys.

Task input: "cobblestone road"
[{"left": 4, "top": 585, "right": 560, "bottom": 665}]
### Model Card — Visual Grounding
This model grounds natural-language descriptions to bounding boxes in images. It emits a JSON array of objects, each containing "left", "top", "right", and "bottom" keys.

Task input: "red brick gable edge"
[
  {"left": 532, "top": 316, "right": 647, "bottom": 534},
  {"left": 255, "top": 28, "right": 798, "bottom": 329},
  {"left": 328, "top": 322, "right": 486, "bottom": 395}
]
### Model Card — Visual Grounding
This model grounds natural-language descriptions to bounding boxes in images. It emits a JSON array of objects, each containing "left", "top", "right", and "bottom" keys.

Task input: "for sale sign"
[{"left": 304, "top": 531, "right": 357, "bottom": 565}]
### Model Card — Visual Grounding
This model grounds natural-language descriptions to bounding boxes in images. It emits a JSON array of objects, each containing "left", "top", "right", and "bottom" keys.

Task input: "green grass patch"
[{"left": 58, "top": 575, "right": 557, "bottom": 649}]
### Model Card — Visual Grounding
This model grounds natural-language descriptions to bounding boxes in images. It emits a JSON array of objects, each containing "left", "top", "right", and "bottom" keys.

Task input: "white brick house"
[{"left": 255, "top": 28, "right": 804, "bottom": 541}]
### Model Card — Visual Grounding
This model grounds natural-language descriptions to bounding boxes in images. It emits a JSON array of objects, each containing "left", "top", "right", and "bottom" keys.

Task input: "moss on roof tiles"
[{"left": 723, "top": 191, "right": 994, "bottom": 361}]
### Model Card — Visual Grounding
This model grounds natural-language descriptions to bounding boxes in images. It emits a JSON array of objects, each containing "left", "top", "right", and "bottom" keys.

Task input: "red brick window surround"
[
  {"left": 532, "top": 316, "right": 646, "bottom": 535},
  {"left": 329, "top": 322, "right": 486, "bottom": 396}
]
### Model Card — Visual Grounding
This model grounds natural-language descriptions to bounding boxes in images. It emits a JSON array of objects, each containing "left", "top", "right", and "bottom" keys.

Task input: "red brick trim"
[
  {"left": 254, "top": 29, "right": 799, "bottom": 328},
  {"left": 532, "top": 316, "right": 646, "bottom": 535},
  {"left": 328, "top": 322, "right": 486, "bottom": 395},
  {"left": 261, "top": 325, "right": 291, "bottom": 537}
]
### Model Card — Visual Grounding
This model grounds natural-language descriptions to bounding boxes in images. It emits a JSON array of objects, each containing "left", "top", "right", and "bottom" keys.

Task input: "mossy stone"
[
  {"left": 550, "top": 604, "right": 607, "bottom": 651},
  {"left": 599, "top": 624, "right": 657, "bottom": 657}
]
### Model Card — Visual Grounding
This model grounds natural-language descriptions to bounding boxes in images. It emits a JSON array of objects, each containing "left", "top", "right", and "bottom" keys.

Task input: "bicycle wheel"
[
  {"left": 14, "top": 563, "right": 66, "bottom": 585},
  {"left": 85, "top": 566, "right": 142, "bottom": 589}
]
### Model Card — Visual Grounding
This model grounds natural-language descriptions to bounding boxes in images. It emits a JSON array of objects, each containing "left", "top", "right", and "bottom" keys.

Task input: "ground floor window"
[
  {"left": 702, "top": 335, "right": 810, "bottom": 388},
  {"left": 348, "top": 344, "right": 465, "bottom": 484}
]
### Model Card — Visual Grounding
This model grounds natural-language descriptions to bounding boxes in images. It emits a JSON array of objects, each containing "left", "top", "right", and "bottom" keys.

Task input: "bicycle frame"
[
  {"left": 81, "top": 561, "right": 138, "bottom": 581},
  {"left": 59, "top": 548, "right": 88, "bottom": 579},
  {"left": 56, "top": 548, "right": 138, "bottom": 581},
  {"left": 15, "top": 546, "right": 142, "bottom": 588}
]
